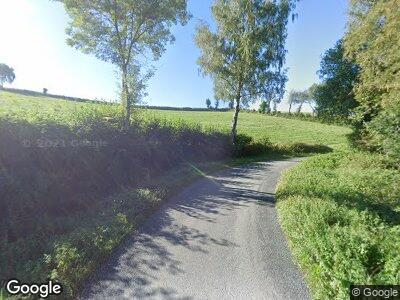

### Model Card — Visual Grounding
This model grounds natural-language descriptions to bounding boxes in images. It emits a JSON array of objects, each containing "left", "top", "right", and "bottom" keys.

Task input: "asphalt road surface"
[{"left": 81, "top": 158, "right": 310, "bottom": 300}]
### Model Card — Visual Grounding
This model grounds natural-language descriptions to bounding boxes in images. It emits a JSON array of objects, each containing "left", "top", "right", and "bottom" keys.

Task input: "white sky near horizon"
[{"left": 0, "top": 0, "right": 348, "bottom": 111}]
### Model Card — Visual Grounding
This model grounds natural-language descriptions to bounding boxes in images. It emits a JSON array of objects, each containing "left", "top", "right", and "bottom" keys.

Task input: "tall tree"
[
  {"left": 288, "top": 96, "right": 293, "bottom": 114},
  {"left": 288, "top": 90, "right": 308, "bottom": 113},
  {"left": 195, "top": 0, "right": 295, "bottom": 144},
  {"left": 258, "top": 100, "right": 267, "bottom": 114},
  {"left": 214, "top": 99, "right": 220, "bottom": 110},
  {"left": 344, "top": 0, "right": 400, "bottom": 160},
  {"left": 206, "top": 98, "right": 212, "bottom": 109},
  {"left": 313, "top": 39, "right": 359, "bottom": 121},
  {"left": 288, "top": 86, "right": 316, "bottom": 114},
  {"left": 272, "top": 99, "right": 278, "bottom": 113},
  {"left": 57, "top": 0, "right": 190, "bottom": 124},
  {"left": 0, "top": 64, "right": 15, "bottom": 88}
]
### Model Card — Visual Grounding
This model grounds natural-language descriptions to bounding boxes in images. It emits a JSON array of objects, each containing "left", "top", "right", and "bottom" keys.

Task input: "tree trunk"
[
  {"left": 121, "top": 66, "right": 130, "bottom": 128},
  {"left": 309, "top": 103, "right": 316, "bottom": 116},
  {"left": 266, "top": 99, "right": 271, "bottom": 114},
  {"left": 297, "top": 102, "right": 303, "bottom": 114},
  {"left": 289, "top": 102, "right": 292, "bottom": 114},
  {"left": 231, "top": 91, "right": 241, "bottom": 145}
]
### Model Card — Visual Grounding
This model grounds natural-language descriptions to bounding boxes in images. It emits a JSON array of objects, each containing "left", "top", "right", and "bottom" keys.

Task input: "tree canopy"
[
  {"left": 195, "top": 0, "right": 295, "bottom": 143},
  {"left": 206, "top": 98, "right": 211, "bottom": 109},
  {"left": 57, "top": 0, "right": 190, "bottom": 123},
  {"left": 288, "top": 86, "right": 316, "bottom": 114},
  {"left": 344, "top": 0, "right": 400, "bottom": 161},
  {"left": 313, "top": 40, "right": 359, "bottom": 121},
  {"left": 0, "top": 64, "right": 16, "bottom": 88},
  {"left": 259, "top": 100, "right": 267, "bottom": 114}
]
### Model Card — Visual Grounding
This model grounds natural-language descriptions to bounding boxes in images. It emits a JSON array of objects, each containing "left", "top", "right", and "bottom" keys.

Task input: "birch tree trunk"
[{"left": 231, "top": 90, "right": 241, "bottom": 144}]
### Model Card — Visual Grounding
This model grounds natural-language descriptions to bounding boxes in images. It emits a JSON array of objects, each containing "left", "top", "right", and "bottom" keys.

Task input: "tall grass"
[{"left": 276, "top": 152, "right": 400, "bottom": 299}]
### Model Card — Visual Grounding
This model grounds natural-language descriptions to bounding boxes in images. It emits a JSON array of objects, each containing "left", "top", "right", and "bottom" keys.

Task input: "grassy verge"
[{"left": 276, "top": 151, "right": 400, "bottom": 299}]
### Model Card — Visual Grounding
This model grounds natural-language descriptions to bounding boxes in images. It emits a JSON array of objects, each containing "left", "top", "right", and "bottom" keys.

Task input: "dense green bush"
[
  {"left": 366, "top": 97, "right": 400, "bottom": 162},
  {"left": 233, "top": 134, "right": 332, "bottom": 157},
  {"left": 344, "top": 0, "right": 400, "bottom": 164},
  {"left": 277, "top": 152, "right": 400, "bottom": 299},
  {"left": 233, "top": 134, "right": 254, "bottom": 156},
  {"left": 266, "top": 111, "right": 350, "bottom": 126}
]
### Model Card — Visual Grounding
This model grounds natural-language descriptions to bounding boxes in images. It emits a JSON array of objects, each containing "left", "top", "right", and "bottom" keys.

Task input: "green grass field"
[
  {"left": 1, "top": 90, "right": 352, "bottom": 150},
  {"left": 0, "top": 90, "right": 94, "bottom": 124},
  {"left": 143, "top": 109, "right": 351, "bottom": 150}
]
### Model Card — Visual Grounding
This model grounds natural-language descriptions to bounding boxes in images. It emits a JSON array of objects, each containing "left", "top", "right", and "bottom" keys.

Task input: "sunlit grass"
[
  {"left": 277, "top": 151, "right": 400, "bottom": 299},
  {"left": 142, "top": 109, "right": 352, "bottom": 150},
  {"left": 0, "top": 91, "right": 351, "bottom": 152}
]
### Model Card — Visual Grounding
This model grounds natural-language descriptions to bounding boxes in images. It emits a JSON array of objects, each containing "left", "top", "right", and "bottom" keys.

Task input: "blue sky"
[{"left": 0, "top": 0, "right": 348, "bottom": 110}]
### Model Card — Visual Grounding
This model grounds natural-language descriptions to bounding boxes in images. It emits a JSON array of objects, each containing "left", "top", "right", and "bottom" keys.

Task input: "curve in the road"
[{"left": 81, "top": 158, "right": 310, "bottom": 300}]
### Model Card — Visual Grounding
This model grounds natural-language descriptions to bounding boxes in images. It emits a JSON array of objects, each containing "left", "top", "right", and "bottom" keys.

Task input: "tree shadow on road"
[{"left": 80, "top": 161, "right": 285, "bottom": 299}]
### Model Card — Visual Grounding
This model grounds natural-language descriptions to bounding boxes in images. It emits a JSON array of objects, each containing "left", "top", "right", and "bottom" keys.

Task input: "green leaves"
[
  {"left": 196, "top": 0, "right": 294, "bottom": 105},
  {"left": 57, "top": 0, "right": 190, "bottom": 119},
  {"left": 313, "top": 40, "right": 359, "bottom": 121},
  {"left": 195, "top": 0, "right": 295, "bottom": 141},
  {"left": 344, "top": 0, "right": 400, "bottom": 163},
  {"left": 58, "top": 0, "right": 189, "bottom": 65},
  {"left": 0, "top": 63, "right": 15, "bottom": 88}
]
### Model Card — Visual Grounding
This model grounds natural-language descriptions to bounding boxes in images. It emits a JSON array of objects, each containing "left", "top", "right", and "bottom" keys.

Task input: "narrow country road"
[{"left": 81, "top": 158, "right": 310, "bottom": 300}]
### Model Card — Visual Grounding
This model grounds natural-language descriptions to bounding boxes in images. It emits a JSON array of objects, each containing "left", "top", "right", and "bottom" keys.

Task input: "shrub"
[
  {"left": 366, "top": 98, "right": 400, "bottom": 165},
  {"left": 277, "top": 152, "right": 400, "bottom": 299},
  {"left": 233, "top": 134, "right": 253, "bottom": 157},
  {"left": 344, "top": 0, "right": 400, "bottom": 164},
  {"left": 239, "top": 137, "right": 274, "bottom": 157},
  {"left": 281, "top": 143, "right": 333, "bottom": 154}
]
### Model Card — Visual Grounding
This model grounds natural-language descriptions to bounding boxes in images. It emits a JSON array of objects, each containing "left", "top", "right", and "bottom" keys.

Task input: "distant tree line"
[
  {"left": 257, "top": 38, "right": 358, "bottom": 120},
  {"left": 205, "top": 98, "right": 222, "bottom": 110}
]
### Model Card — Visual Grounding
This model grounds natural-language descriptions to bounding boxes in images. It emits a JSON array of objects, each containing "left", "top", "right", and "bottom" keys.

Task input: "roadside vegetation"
[
  {"left": 277, "top": 152, "right": 400, "bottom": 299},
  {"left": 0, "top": 91, "right": 230, "bottom": 296},
  {"left": 276, "top": 1, "right": 400, "bottom": 299},
  {"left": 0, "top": 89, "right": 338, "bottom": 297}
]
